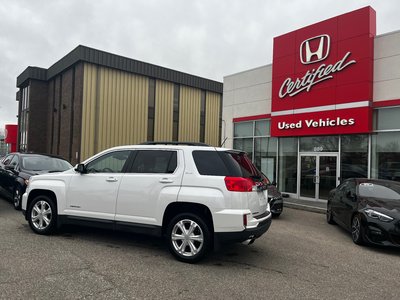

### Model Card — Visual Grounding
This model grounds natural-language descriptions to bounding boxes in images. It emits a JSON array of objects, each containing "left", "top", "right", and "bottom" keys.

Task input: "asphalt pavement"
[{"left": 0, "top": 196, "right": 399, "bottom": 299}]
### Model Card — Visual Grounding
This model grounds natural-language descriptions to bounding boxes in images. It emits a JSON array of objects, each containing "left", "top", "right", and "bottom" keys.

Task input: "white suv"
[{"left": 22, "top": 142, "right": 271, "bottom": 263}]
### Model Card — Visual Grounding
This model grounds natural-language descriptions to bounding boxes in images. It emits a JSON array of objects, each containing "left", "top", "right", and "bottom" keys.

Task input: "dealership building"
[
  {"left": 15, "top": 6, "right": 400, "bottom": 202},
  {"left": 223, "top": 6, "right": 400, "bottom": 201},
  {"left": 16, "top": 46, "right": 222, "bottom": 165}
]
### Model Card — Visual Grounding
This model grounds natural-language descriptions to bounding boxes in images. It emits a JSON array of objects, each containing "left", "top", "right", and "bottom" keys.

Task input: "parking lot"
[{"left": 1, "top": 197, "right": 399, "bottom": 299}]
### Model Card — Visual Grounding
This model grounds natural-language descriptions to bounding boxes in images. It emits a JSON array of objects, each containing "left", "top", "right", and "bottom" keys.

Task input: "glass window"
[
  {"left": 254, "top": 137, "right": 277, "bottom": 183},
  {"left": 340, "top": 135, "right": 368, "bottom": 181},
  {"left": 234, "top": 122, "right": 253, "bottom": 137},
  {"left": 193, "top": 151, "right": 230, "bottom": 176},
  {"left": 233, "top": 138, "right": 253, "bottom": 161},
  {"left": 130, "top": 150, "right": 177, "bottom": 174},
  {"left": 255, "top": 120, "right": 270, "bottom": 137},
  {"left": 86, "top": 151, "right": 130, "bottom": 173},
  {"left": 359, "top": 183, "right": 400, "bottom": 200},
  {"left": 299, "top": 136, "right": 339, "bottom": 152},
  {"left": 374, "top": 107, "right": 400, "bottom": 131},
  {"left": 279, "top": 137, "right": 298, "bottom": 193},
  {"left": 371, "top": 132, "right": 400, "bottom": 181},
  {"left": 21, "top": 156, "right": 72, "bottom": 171},
  {"left": 10, "top": 155, "right": 19, "bottom": 167}
]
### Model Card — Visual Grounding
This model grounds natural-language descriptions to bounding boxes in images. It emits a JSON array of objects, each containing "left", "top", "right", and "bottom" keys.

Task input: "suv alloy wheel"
[
  {"left": 167, "top": 213, "right": 211, "bottom": 263},
  {"left": 27, "top": 195, "right": 57, "bottom": 235}
]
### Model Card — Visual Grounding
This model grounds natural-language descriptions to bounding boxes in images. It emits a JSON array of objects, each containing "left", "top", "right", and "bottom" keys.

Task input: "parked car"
[
  {"left": 21, "top": 142, "right": 272, "bottom": 263},
  {"left": 262, "top": 174, "right": 283, "bottom": 217},
  {"left": 327, "top": 178, "right": 400, "bottom": 247},
  {"left": 0, "top": 152, "right": 72, "bottom": 210}
]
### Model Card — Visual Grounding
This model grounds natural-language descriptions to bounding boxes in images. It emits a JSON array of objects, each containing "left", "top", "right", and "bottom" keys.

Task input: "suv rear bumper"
[{"left": 214, "top": 214, "right": 272, "bottom": 244}]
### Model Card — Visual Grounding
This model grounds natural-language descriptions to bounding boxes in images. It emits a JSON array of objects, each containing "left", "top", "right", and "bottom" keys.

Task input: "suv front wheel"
[
  {"left": 167, "top": 213, "right": 211, "bottom": 263},
  {"left": 27, "top": 195, "right": 57, "bottom": 235}
]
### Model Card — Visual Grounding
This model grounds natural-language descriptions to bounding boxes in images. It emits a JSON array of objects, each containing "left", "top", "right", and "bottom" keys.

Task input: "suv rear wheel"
[
  {"left": 167, "top": 213, "right": 210, "bottom": 263},
  {"left": 27, "top": 195, "right": 57, "bottom": 235}
]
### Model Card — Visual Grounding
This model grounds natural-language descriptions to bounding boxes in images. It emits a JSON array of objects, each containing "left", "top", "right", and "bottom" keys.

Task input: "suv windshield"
[
  {"left": 21, "top": 156, "right": 72, "bottom": 172},
  {"left": 192, "top": 150, "right": 262, "bottom": 179}
]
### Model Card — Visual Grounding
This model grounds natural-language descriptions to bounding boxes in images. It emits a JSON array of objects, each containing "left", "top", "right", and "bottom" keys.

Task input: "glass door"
[
  {"left": 300, "top": 153, "right": 339, "bottom": 200},
  {"left": 300, "top": 155, "right": 317, "bottom": 198}
]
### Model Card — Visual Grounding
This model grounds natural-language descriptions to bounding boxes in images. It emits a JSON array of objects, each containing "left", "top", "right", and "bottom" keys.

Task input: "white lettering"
[
  {"left": 279, "top": 51, "right": 356, "bottom": 98},
  {"left": 278, "top": 117, "right": 356, "bottom": 130}
]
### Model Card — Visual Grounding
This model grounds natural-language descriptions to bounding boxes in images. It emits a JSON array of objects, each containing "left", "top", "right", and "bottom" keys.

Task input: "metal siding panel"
[
  {"left": 179, "top": 86, "right": 201, "bottom": 142},
  {"left": 205, "top": 92, "right": 220, "bottom": 146},
  {"left": 154, "top": 80, "right": 173, "bottom": 141},
  {"left": 81, "top": 63, "right": 97, "bottom": 160}
]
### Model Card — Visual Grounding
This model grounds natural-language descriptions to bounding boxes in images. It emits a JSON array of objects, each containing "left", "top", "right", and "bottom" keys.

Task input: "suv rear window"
[{"left": 193, "top": 150, "right": 261, "bottom": 178}]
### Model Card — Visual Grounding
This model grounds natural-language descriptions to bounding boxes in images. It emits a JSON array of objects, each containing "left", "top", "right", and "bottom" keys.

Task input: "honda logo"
[{"left": 300, "top": 34, "right": 330, "bottom": 64}]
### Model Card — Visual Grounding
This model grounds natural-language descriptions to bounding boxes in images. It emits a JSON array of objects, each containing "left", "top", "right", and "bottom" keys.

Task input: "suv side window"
[
  {"left": 86, "top": 150, "right": 130, "bottom": 173},
  {"left": 193, "top": 150, "right": 259, "bottom": 178},
  {"left": 130, "top": 150, "right": 177, "bottom": 173},
  {"left": 193, "top": 151, "right": 230, "bottom": 176}
]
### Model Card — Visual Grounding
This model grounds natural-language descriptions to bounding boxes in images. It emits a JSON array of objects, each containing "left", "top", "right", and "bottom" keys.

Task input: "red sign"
[
  {"left": 271, "top": 6, "right": 376, "bottom": 137},
  {"left": 4, "top": 124, "right": 18, "bottom": 152}
]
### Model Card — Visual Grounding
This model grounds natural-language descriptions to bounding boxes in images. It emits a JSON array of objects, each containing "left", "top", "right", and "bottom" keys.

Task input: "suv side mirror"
[{"left": 75, "top": 163, "right": 87, "bottom": 174}]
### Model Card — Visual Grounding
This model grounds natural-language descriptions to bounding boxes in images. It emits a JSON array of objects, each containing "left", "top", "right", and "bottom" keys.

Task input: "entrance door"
[{"left": 300, "top": 154, "right": 339, "bottom": 200}]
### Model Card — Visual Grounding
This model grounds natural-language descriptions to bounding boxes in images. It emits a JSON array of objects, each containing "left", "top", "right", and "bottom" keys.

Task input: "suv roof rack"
[{"left": 140, "top": 141, "right": 210, "bottom": 147}]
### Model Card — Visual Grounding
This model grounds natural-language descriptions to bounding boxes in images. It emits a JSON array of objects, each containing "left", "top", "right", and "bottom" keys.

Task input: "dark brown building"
[{"left": 16, "top": 45, "right": 223, "bottom": 164}]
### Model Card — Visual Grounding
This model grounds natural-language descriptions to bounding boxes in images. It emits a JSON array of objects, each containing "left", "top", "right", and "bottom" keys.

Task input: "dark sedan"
[
  {"left": 0, "top": 153, "right": 72, "bottom": 210},
  {"left": 261, "top": 173, "right": 283, "bottom": 217},
  {"left": 327, "top": 178, "right": 400, "bottom": 247}
]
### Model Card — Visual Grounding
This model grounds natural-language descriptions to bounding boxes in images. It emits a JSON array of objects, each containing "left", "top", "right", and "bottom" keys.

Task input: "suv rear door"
[{"left": 115, "top": 149, "right": 184, "bottom": 226}]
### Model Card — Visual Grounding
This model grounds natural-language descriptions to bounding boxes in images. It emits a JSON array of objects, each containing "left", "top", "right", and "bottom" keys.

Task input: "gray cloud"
[{"left": 1, "top": 0, "right": 399, "bottom": 129}]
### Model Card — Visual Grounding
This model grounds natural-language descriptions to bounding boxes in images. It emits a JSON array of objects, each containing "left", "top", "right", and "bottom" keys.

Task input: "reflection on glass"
[
  {"left": 300, "top": 156, "right": 316, "bottom": 198},
  {"left": 319, "top": 156, "right": 337, "bottom": 200},
  {"left": 340, "top": 135, "right": 368, "bottom": 181},
  {"left": 299, "top": 136, "right": 339, "bottom": 152},
  {"left": 371, "top": 132, "right": 400, "bottom": 181},
  {"left": 279, "top": 137, "right": 298, "bottom": 193},
  {"left": 254, "top": 137, "right": 277, "bottom": 183},
  {"left": 234, "top": 122, "right": 253, "bottom": 137},
  {"left": 255, "top": 120, "right": 270, "bottom": 136}
]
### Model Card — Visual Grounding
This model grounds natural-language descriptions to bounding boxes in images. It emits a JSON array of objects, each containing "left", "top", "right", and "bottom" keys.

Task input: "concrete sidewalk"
[{"left": 283, "top": 197, "right": 327, "bottom": 214}]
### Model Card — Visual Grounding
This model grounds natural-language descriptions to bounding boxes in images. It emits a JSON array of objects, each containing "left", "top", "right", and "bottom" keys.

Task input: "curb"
[{"left": 283, "top": 202, "right": 326, "bottom": 214}]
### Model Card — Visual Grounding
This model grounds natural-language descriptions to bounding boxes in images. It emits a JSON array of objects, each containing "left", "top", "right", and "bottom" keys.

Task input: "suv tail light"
[{"left": 224, "top": 177, "right": 253, "bottom": 192}]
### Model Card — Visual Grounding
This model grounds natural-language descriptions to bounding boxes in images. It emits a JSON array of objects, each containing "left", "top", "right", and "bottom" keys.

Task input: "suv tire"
[
  {"left": 27, "top": 195, "right": 57, "bottom": 235},
  {"left": 167, "top": 213, "right": 211, "bottom": 263}
]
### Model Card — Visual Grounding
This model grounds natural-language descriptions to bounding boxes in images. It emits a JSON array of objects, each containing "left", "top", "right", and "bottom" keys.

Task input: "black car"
[
  {"left": 327, "top": 178, "right": 400, "bottom": 247},
  {"left": 262, "top": 174, "right": 283, "bottom": 217},
  {"left": 0, "top": 153, "right": 72, "bottom": 210}
]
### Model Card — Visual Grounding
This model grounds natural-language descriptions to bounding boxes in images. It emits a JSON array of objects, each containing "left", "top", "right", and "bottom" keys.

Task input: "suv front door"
[{"left": 65, "top": 150, "right": 131, "bottom": 220}]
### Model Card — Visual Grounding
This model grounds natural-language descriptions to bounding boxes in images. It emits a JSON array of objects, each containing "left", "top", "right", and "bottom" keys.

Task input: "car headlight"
[
  {"left": 364, "top": 209, "right": 393, "bottom": 222},
  {"left": 25, "top": 179, "right": 30, "bottom": 186}
]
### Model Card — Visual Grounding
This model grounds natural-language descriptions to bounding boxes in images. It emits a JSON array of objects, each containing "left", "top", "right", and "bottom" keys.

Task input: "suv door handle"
[
  {"left": 106, "top": 177, "right": 118, "bottom": 182},
  {"left": 159, "top": 178, "right": 173, "bottom": 183}
]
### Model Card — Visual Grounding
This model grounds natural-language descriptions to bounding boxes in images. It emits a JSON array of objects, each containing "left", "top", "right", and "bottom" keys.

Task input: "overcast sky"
[{"left": 1, "top": 0, "right": 400, "bottom": 132}]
